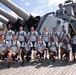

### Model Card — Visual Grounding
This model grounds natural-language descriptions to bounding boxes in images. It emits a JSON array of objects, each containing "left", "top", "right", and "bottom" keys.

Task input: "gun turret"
[
  {"left": 0, "top": 0, "right": 40, "bottom": 30},
  {"left": 0, "top": 15, "right": 9, "bottom": 24}
]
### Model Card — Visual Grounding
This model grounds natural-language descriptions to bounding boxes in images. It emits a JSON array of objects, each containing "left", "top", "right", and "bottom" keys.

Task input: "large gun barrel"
[
  {"left": 0, "top": 15, "right": 9, "bottom": 24},
  {"left": 0, "top": 0, "right": 40, "bottom": 30},
  {"left": 0, "top": 7, "right": 18, "bottom": 23}
]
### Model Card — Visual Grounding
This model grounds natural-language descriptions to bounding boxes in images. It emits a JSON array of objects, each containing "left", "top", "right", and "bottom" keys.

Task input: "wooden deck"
[{"left": 0, "top": 58, "right": 76, "bottom": 75}]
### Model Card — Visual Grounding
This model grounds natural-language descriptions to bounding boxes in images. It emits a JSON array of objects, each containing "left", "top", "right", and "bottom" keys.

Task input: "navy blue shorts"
[
  {"left": 49, "top": 50, "right": 56, "bottom": 56},
  {"left": 37, "top": 51, "right": 44, "bottom": 58},
  {"left": 45, "top": 42, "right": 48, "bottom": 48},
  {"left": 0, "top": 52, "right": 8, "bottom": 60},
  {"left": 72, "top": 44, "right": 76, "bottom": 53},
  {"left": 31, "top": 41, "right": 36, "bottom": 49},
  {"left": 12, "top": 53, "right": 18, "bottom": 61}
]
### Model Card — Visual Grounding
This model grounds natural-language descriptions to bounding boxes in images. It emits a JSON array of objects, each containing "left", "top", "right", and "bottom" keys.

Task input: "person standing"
[
  {"left": 41, "top": 27, "right": 51, "bottom": 59},
  {"left": 16, "top": 26, "right": 27, "bottom": 45},
  {"left": 52, "top": 27, "right": 59, "bottom": 42},
  {"left": 0, "top": 34, "right": 8, "bottom": 63},
  {"left": 28, "top": 27, "right": 38, "bottom": 49},
  {"left": 4, "top": 24, "right": 15, "bottom": 42}
]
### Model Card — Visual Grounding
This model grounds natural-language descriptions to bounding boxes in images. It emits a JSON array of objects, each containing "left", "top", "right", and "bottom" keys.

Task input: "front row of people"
[{"left": 0, "top": 34, "right": 72, "bottom": 68}]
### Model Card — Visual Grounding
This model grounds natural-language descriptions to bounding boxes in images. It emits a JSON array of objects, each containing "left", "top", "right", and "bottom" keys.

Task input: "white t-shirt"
[
  {"left": 16, "top": 31, "right": 27, "bottom": 42},
  {"left": 60, "top": 33, "right": 71, "bottom": 42},
  {"left": 72, "top": 35, "right": 76, "bottom": 44},
  {"left": 48, "top": 41, "right": 58, "bottom": 52},
  {"left": 0, "top": 40, "right": 8, "bottom": 52},
  {"left": 4, "top": 30, "right": 15, "bottom": 41},
  {"left": 7, "top": 40, "right": 20, "bottom": 52},
  {"left": 52, "top": 32, "right": 59, "bottom": 42},
  {"left": 41, "top": 32, "right": 51, "bottom": 42},
  {"left": 22, "top": 41, "right": 33, "bottom": 51},
  {"left": 28, "top": 31, "right": 38, "bottom": 42},
  {"left": 60, "top": 43, "right": 72, "bottom": 51},
  {"left": 34, "top": 41, "right": 46, "bottom": 50}
]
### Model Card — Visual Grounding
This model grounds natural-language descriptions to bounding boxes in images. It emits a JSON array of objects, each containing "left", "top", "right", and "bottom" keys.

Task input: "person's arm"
[
  {"left": 30, "top": 42, "right": 33, "bottom": 51},
  {"left": 24, "top": 31, "right": 27, "bottom": 37},
  {"left": 7, "top": 46, "right": 14, "bottom": 54},
  {"left": 34, "top": 47, "right": 38, "bottom": 51},
  {"left": 34, "top": 42, "right": 38, "bottom": 51},
  {"left": 56, "top": 42, "right": 59, "bottom": 51},
  {"left": 41, "top": 46, "right": 46, "bottom": 51},
  {"left": 16, "top": 41, "right": 21, "bottom": 54},
  {"left": 3, "top": 48, "right": 7, "bottom": 53},
  {"left": 41, "top": 41, "right": 46, "bottom": 51},
  {"left": 16, "top": 47, "right": 20, "bottom": 54},
  {"left": 67, "top": 44, "right": 71, "bottom": 52}
]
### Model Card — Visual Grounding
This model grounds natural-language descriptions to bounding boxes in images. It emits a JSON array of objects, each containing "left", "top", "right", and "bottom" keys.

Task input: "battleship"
[
  {"left": 0, "top": 0, "right": 76, "bottom": 75},
  {"left": 0, "top": 0, "right": 76, "bottom": 36}
]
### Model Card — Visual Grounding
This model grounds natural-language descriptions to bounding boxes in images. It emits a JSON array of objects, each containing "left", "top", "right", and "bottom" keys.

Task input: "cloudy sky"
[{"left": 0, "top": 0, "right": 76, "bottom": 25}]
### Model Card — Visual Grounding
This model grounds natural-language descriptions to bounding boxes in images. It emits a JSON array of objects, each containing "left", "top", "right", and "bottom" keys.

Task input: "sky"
[{"left": 0, "top": 0, "right": 76, "bottom": 25}]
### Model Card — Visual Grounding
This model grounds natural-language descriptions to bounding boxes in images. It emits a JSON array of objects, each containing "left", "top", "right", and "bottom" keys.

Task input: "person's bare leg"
[
  {"left": 33, "top": 51, "right": 37, "bottom": 61},
  {"left": 7, "top": 52, "right": 12, "bottom": 68}
]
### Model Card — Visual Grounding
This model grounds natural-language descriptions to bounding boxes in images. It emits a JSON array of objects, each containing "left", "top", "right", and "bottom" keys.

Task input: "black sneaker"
[
  {"left": 33, "top": 61, "right": 38, "bottom": 65},
  {"left": 21, "top": 61, "right": 25, "bottom": 66},
  {"left": 7, "top": 62, "right": 11, "bottom": 68},
  {"left": 45, "top": 57, "right": 48, "bottom": 60}
]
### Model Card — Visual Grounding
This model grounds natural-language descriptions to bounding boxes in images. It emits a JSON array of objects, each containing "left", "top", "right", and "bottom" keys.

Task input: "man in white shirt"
[
  {"left": 60, "top": 28, "right": 71, "bottom": 42},
  {"left": 41, "top": 27, "right": 51, "bottom": 59},
  {"left": 48, "top": 36, "right": 59, "bottom": 64},
  {"left": 4, "top": 24, "right": 15, "bottom": 42},
  {"left": 0, "top": 34, "right": 8, "bottom": 63},
  {"left": 16, "top": 26, "right": 27, "bottom": 45},
  {"left": 7, "top": 34, "right": 20, "bottom": 68},
  {"left": 21, "top": 36, "right": 33, "bottom": 66},
  {"left": 28, "top": 27, "right": 38, "bottom": 49},
  {"left": 52, "top": 27, "right": 59, "bottom": 42},
  {"left": 60, "top": 39, "right": 72, "bottom": 61},
  {"left": 34, "top": 36, "right": 46, "bottom": 62}
]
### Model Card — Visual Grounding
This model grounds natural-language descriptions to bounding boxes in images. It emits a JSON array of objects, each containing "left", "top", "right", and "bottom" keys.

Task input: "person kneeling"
[
  {"left": 48, "top": 36, "right": 59, "bottom": 64},
  {"left": 60, "top": 39, "right": 71, "bottom": 61},
  {"left": 21, "top": 36, "right": 33, "bottom": 66},
  {"left": 34, "top": 36, "right": 46, "bottom": 63},
  {"left": 7, "top": 34, "right": 20, "bottom": 68},
  {"left": 0, "top": 34, "right": 8, "bottom": 63}
]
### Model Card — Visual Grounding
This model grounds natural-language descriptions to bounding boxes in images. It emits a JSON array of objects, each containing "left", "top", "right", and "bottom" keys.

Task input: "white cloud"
[
  {"left": 30, "top": 5, "right": 45, "bottom": 16},
  {"left": 24, "top": 2, "right": 30, "bottom": 6},
  {"left": 30, "top": 9, "right": 44, "bottom": 16},
  {"left": 20, "top": 0, "right": 30, "bottom": 6}
]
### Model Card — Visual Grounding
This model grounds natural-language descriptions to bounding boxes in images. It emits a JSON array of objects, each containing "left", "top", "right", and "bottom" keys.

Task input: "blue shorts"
[
  {"left": 49, "top": 50, "right": 56, "bottom": 56},
  {"left": 12, "top": 53, "right": 18, "bottom": 61},
  {"left": 45, "top": 42, "right": 48, "bottom": 48},
  {"left": 0, "top": 52, "right": 8, "bottom": 60}
]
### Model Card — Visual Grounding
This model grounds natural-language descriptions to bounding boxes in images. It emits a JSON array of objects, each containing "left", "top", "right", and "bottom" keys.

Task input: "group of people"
[{"left": 0, "top": 24, "right": 76, "bottom": 68}]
